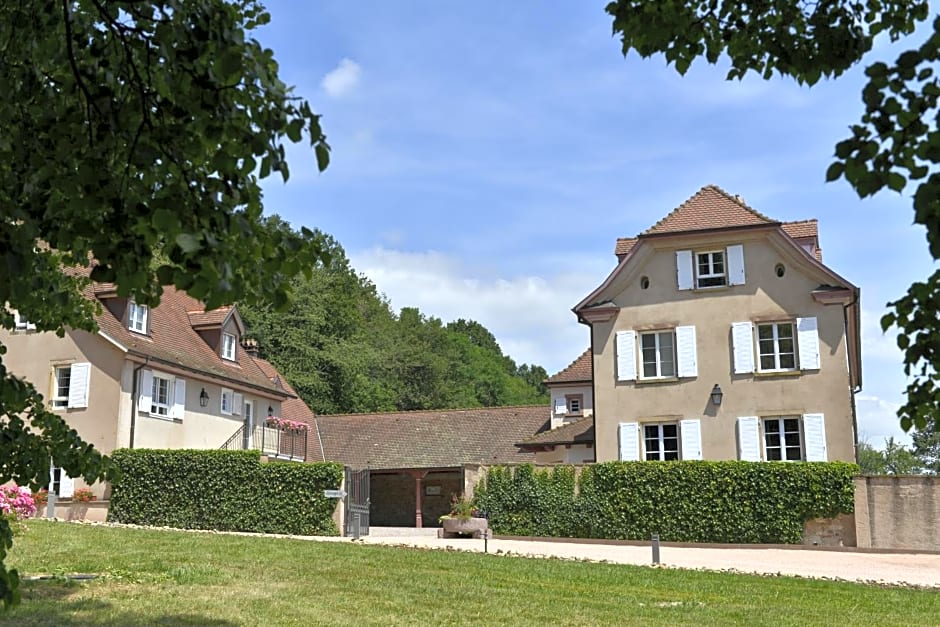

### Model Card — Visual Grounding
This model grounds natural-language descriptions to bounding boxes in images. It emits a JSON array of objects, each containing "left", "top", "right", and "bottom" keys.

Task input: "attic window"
[
  {"left": 128, "top": 302, "right": 148, "bottom": 334},
  {"left": 222, "top": 332, "right": 237, "bottom": 361},
  {"left": 696, "top": 251, "right": 726, "bottom": 288}
]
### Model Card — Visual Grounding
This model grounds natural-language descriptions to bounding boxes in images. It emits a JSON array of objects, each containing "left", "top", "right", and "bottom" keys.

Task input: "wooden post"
[{"left": 411, "top": 470, "right": 429, "bottom": 528}]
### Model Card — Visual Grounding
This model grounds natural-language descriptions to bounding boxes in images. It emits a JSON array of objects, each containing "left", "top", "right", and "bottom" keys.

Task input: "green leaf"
[
  {"left": 175, "top": 233, "right": 201, "bottom": 254},
  {"left": 315, "top": 143, "right": 330, "bottom": 172},
  {"left": 825, "top": 162, "right": 844, "bottom": 182}
]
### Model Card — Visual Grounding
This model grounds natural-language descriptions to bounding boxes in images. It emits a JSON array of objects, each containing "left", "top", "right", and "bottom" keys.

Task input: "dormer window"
[
  {"left": 222, "top": 332, "right": 237, "bottom": 361},
  {"left": 128, "top": 302, "right": 148, "bottom": 334},
  {"left": 696, "top": 251, "right": 726, "bottom": 288}
]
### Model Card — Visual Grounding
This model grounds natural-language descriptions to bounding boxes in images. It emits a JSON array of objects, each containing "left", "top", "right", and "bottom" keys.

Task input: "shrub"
[
  {"left": 0, "top": 485, "right": 37, "bottom": 536},
  {"left": 107, "top": 449, "right": 344, "bottom": 536},
  {"left": 474, "top": 461, "right": 857, "bottom": 544}
]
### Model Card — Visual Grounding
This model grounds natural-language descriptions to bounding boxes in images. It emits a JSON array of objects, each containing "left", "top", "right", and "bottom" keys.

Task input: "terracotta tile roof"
[
  {"left": 643, "top": 185, "right": 775, "bottom": 235},
  {"left": 614, "top": 237, "right": 638, "bottom": 259},
  {"left": 517, "top": 416, "right": 594, "bottom": 448},
  {"left": 781, "top": 219, "right": 817, "bottom": 239},
  {"left": 315, "top": 406, "right": 551, "bottom": 470},
  {"left": 85, "top": 283, "right": 288, "bottom": 397},
  {"left": 188, "top": 308, "right": 232, "bottom": 328},
  {"left": 254, "top": 357, "right": 324, "bottom": 462},
  {"left": 546, "top": 348, "right": 592, "bottom": 384}
]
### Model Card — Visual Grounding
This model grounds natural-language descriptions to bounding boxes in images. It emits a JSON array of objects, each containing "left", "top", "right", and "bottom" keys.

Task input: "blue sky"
[{"left": 255, "top": 2, "right": 936, "bottom": 447}]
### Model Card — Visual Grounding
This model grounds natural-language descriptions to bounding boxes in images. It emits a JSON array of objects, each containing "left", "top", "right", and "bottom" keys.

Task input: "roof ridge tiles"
[
  {"left": 640, "top": 184, "right": 777, "bottom": 236},
  {"left": 319, "top": 404, "right": 548, "bottom": 418}
]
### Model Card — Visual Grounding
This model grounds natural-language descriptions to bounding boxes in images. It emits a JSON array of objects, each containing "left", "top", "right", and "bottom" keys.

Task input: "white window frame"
[
  {"left": 756, "top": 321, "right": 797, "bottom": 372},
  {"left": 566, "top": 394, "right": 582, "bottom": 415},
  {"left": 222, "top": 332, "right": 237, "bottom": 361},
  {"left": 52, "top": 366, "right": 71, "bottom": 409},
  {"left": 221, "top": 387, "right": 233, "bottom": 415},
  {"left": 151, "top": 373, "right": 172, "bottom": 417},
  {"left": 639, "top": 330, "right": 676, "bottom": 379},
  {"left": 762, "top": 416, "right": 803, "bottom": 461},
  {"left": 643, "top": 423, "right": 680, "bottom": 461},
  {"left": 128, "top": 301, "right": 148, "bottom": 334},
  {"left": 695, "top": 250, "right": 726, "bottom": 288}
]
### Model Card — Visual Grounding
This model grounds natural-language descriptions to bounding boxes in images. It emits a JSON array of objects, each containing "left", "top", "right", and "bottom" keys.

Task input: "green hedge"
[
  {"left": 473, "top": 461, "right": 857, "bottom": 544},
  {"left": 108, "top": 449, "right": 344, "bottom": 536}
]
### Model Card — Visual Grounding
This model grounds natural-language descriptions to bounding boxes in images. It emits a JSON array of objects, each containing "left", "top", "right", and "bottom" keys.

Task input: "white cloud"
[
  {"left": 348, "top": 247, "right": 600, "bottom": 373},
  {"left": 856, "top": 394, "right": 912, "bottom": 448},
  {"left": 321, "top": 58, "right": 361, "bottom": 98}
]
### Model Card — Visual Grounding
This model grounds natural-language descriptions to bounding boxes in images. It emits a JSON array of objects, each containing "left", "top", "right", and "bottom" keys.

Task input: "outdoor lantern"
[
  {"left": 710, "top": 384, "right": 723, "bottom": 406},
  {"left": 199, "top": 388, "right": 209, "bottom": 407},
  {"left": 268, "top": 406, "right": 274, "bottom": 417}
]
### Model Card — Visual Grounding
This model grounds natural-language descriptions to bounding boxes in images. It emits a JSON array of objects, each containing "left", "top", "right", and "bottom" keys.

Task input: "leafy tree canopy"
[
  {"left": 605, "top": 0, "right": 940, "bottom": 432},
  {"left": 0, "top": 0, "right": 329, "bottom": 607},
  {"left": 857, "top": 437, "right": 923, "bottom": 474}
]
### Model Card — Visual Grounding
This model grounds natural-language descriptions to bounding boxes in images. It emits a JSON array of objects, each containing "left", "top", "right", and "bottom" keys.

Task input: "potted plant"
[
  {"left": 32, "top": 488, "right": 48, "bottom": 517},
  {"left": 68, "top": 487, "right": 95, "bottom": 521},
  {"left": 438, "top": 494, "right": 488, "bottom": 538}
]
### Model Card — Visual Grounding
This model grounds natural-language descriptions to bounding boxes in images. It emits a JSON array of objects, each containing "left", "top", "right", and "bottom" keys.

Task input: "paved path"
[{"left": 320, "top": 532, "right": 940, "bottom": 588}]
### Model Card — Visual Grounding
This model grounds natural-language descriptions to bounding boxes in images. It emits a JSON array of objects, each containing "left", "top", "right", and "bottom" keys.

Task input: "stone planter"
[{"left": 438, "top": 516, "right": 488, "bottom": 539}]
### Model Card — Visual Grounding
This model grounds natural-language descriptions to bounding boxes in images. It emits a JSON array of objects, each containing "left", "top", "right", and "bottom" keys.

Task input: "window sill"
[
  {"left": 636, "top": 377, "right": 681, "bottom": 385},
  {"left": 140, "top": 412, "right": 182, "bottom": 423},
  {"left": 692, "top": 284, "right": 732, "bottom": 293},
  {"left": 754, "top": 370, "right": 803, "bottom": 378}
]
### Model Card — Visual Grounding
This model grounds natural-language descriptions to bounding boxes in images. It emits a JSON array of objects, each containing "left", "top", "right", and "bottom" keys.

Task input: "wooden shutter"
[
  {"left": 615, "top": 330, "right": 637, "bottom": 382},
  {"left": 618, "top": 422, "right": 639, "bottom": 461},
  {"left": 737, "top": 416, "right": 761, "bottom": 461},
  {"left": 676, "top": 325, "right": 698, "bottom": 377},
  {"left": 679, "top": 419, "right": 703, "bottom": 460},
  {"left": 59, "top": 472, "right": 74, "bottom": 498},
  {"left": 232, "top": 392, "right": 243, "bottom": 415},
  {"left": 138, "top": 370, "right": 153, "bottom": 413},
  {"left": 727, "top": 244, "right": 746, "bottom": 285},
  {"left": 172, "top": 379, "right": 186, "bottom": 419},
  {"left": 803, "top": 413, "right": 828, "bottom": 461},
  {"left": 797, "top": 317, "right": 821, "bottom": 370},
  {"left": 676, "top": 250, "right": 694, "bottom": 290},
  {"left": 66, "top": 362, "right": 90, "bottom": 409},
  {"left": 553, "top": 396, "right": 567, "bottom": 415},
  {"left": 732, "top": 322, "right": 755, "bottom": 374}
]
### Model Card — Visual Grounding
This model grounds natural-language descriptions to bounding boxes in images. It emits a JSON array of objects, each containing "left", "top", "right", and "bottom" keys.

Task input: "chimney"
[{"left": 242, "top": 337, "right": 260, "bottom": 358}]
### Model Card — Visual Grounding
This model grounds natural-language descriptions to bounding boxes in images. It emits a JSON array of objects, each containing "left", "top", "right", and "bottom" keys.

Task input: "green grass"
[{"left": 1, "top": 520, "right": 937, "bottom": 626}]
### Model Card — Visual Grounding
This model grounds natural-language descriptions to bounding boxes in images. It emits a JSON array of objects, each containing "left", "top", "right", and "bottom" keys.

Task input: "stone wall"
[{"left": 855, "top": 475, "right": 940, "bottom": 551}]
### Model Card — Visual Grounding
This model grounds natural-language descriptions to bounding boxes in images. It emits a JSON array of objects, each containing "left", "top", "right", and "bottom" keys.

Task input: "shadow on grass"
[{"left": 1, "top": 581, "right": 237, "bottom": 626}]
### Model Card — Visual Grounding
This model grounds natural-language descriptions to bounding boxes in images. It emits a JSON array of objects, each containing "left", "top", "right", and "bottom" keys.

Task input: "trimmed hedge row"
[
  {"left": 108, "top": 449, "right": 344, "bottom": 536},
  {"left": 473, "top": 461, "right": 857, "bottom": 544}
]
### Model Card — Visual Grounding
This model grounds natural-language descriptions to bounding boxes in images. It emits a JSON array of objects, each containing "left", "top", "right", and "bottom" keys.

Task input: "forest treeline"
[{"left": 240, "top": 231, "right": 549, "bottom": 415}]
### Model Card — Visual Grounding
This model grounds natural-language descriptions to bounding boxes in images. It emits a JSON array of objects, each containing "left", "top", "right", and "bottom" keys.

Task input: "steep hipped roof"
[
  {"left": 643, "top": 185, "right": 776, "bottom": 235},
  {"left": 315, "top": 406, "right": 550, "bottom": 470},
  {"left": 517, "top": 416, "right": 594, "bottom": 448},
  {"left": 254, "top": 357, "right": 325, "bottom": 462},
  {"left": 545, "top": 348, "right": 592, "bottom": 384},
  {"left": 87, "top": 283, "right": 288, "bottom": 397}
]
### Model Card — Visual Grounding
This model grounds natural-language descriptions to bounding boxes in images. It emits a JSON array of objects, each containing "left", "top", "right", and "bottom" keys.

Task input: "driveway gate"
[{"left": 344, "top": 467, "right": 370, "bottom": 537}]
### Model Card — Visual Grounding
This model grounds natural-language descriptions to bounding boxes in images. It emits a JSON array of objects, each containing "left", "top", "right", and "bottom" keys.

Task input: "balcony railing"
[{"left": 220, "top": 423, "right": 307, "bottom": 462}]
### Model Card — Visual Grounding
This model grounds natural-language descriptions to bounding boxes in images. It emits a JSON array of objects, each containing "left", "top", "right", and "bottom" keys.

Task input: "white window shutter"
[
  {"left": 727, "top": 244, "right": 746, "bottom": 285},
  {"left": 803, "top": 413, "right": 828, "bottom": 461},
  {"left": 616, "top": 330, "right": 637, "bottom": 382},
  {"left": 25, "top": 321, "right": 36, "bottom": 330},
  {"left": 553, "top": 396, "right": 567, "bottom": 415},
  {"left": 797, "top": 317, "right": 821, "bottom": 370},
  {"left": 676, "top": 250, "right": 694, "bottom": 290},
  {"left": 138, "top": 370, "right": 153, "bottom": 413},
  {"left": 67, "top": 362, "right": 90, "bottom": 409},
  {"left": 732, "top": 322, "right": 755, "bottom": 374},
  {"left": 172, "top": 379, "right": 186, "bottom": 419},
  {"left": 13, "top": 311, "right": 26, "bottom": 329},
  {"left": 676, "top": 325, "right": 698, "bottom": 377},
  {"left": 679, "top": 419, "right": 703, "bottom": 460},
  {"left": 59, "top": 473, "right": 74, "bottom": 498},
  {"left": 233, "top": 392, "right": 243, "bottom": 415},
  {"left": 618, "top": 422, "right": 639, "bottom": 461},
  {"left": 737, "top": 416, "right": 761, "bottom": 461}
]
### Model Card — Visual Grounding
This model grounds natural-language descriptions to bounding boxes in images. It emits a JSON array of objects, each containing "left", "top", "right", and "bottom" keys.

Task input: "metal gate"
[{"left": 344, "top": 467, "right": 370, "bottom": 537}]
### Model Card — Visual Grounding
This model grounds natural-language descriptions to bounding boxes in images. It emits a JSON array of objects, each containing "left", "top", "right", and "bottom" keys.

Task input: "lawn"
[{"left": 1, "top": 521, "right": 937, "bottom": 626}]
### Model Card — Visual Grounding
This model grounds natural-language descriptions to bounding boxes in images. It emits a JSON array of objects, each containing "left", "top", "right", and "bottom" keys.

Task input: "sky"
[{"left": 254, "top": 2, "right": 937, "bottom": 448}]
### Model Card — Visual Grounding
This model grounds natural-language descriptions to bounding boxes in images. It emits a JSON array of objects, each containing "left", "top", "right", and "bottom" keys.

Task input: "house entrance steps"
[{"left": 368, "top": 527, "right": 440, "bottom": 538}]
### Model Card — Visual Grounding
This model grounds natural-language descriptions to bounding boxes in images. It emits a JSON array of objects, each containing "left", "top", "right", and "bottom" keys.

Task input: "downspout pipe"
[
  {"left": 129, "top": 357, "right": 150, "bottom": 449},
  {"left": 843, "top": 291, "right": 862, "bottom": 463}
]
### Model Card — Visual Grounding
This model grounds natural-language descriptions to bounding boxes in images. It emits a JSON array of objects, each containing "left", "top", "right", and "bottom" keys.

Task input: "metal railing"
[{"left": 220, "top": 423, "right": 307, "bottom": 461}]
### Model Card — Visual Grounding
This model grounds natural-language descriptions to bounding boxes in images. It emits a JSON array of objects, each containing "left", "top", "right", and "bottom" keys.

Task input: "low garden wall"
[
  {"left": 108, "top": 449, "right": 344, "bottom": 535},
  {"left": 472, "top": 461, "right": 858, "bottom": 544},
  {"left": 855, "top": 475, "right": 940, "bottom": 551}
]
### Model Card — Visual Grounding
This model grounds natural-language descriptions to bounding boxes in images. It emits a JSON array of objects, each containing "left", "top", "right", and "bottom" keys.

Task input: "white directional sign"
[{"left": 324, "top": 489, "right": 347, "bottom": 498}]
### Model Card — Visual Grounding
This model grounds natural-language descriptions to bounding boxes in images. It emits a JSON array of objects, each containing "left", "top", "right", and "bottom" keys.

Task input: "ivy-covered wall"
[
  {"left": 108, "top": 449, "right": 344, "bottom": 536},
  {"left": 473, "top": 461, "right": 857, "bottom": 544}
]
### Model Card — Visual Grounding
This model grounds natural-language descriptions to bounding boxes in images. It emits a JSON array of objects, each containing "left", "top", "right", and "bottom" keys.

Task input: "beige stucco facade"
[{"left": 583, "top": 227, "right": 859, "bottom": 464}]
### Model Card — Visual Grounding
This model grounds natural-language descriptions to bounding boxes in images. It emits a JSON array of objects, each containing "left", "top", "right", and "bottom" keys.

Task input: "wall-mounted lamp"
[
  {"left": 199, "top": 388, "right": 209, "bottom": 408},
  {"left": 710, "top": 384, "right": 723, "bottom": 406},
  {"left": 267, "top": 405, "right": 274, "bottom": 417}
]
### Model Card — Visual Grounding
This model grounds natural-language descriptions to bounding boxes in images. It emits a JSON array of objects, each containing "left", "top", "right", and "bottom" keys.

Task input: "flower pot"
[{"left": 439, "top": 516, "right": 488, "bottom": 539}]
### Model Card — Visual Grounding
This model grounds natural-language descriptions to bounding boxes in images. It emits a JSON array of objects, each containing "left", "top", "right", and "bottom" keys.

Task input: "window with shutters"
[
  {"left": 643, "top": 423, "right": 679, "bottom": 460},
  {"left": 757, "top": 322, "right": 796, "bottom": 371},
  {"left": 566, "top": 394, "right": 583, "bottom": 416},
  {"left": 52, "top": 366, "right": 71, "bottom": 408},
  {"left": 13, "top": 310, "right": 36, "bottom": 331},
  {"left": 696, "top": 250, "right": 726, "bottom": 288},
  {"left": 128, "top": 301, "right": 148, "bottom": 334},
  {"left": 763, "top": 416, "right": 802, "bottom": 461},
  {"left": 640, "top": 330, "right": 676, "bottom": 379},
  {"left": 221, "top": 388, "right": 233, "bottom": 415},
  {"left": 151, "top": 374, "right": 171, "bottom": 416}
]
